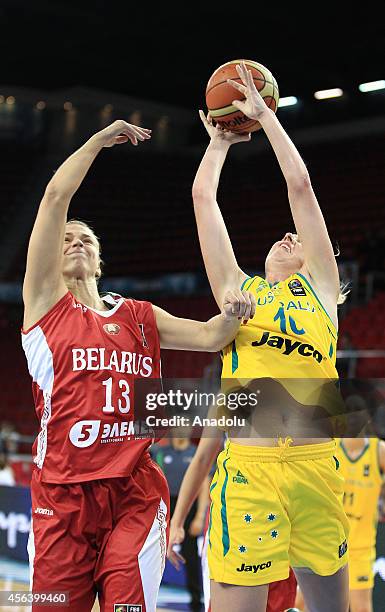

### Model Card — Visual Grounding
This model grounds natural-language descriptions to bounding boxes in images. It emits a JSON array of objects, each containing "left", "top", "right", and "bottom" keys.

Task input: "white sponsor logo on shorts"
[{"left": 34, "top": 507, "right": 53, "bottom": 516}]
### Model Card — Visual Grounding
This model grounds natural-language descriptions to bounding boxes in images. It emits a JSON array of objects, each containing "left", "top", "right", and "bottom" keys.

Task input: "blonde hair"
[
  {"left": 337, "top": 281, "right": 350, "bottom": 305},
  {"left": 334, "top": 242, "right": 350, "bottom": 305},
  {"left": 66, "top": 218, "right": 104, "bottom": 281}
]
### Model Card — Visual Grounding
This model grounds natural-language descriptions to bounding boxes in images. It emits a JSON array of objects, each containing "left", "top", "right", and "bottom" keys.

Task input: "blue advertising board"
[{"left": 0, "top": 486, "right": 31, "bottom": 562}]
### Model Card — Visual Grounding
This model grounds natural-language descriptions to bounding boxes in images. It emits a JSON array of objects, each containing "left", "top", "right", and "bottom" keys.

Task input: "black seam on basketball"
[
  {"left": 270, "top": 78, "right": 275, "bottom": 110},
  {"left": 206, "top": 75, "right": 270, "bottom": 97}
]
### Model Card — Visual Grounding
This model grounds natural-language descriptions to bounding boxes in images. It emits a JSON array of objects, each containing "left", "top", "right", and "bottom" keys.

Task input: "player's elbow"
[
  {"left": 44, "top": 177, "right": 74, "bottom": 203},
  {"left": 287, "top": 173, "right": 312, "bottom": 194},
  {"left": 201, "top": 326, "right": 222, "bottom": 353},
  {"left": 192, "top": 184, "right": 213, "bottom": 205}
]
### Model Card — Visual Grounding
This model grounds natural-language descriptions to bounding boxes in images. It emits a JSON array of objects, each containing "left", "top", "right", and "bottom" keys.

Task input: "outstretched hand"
[
  {"left": 227, "top": 62, "right": 271, "bottom": 121},
  {"left": 95, "top": 120, "right": 152, "bottom": 147},
  {"left": 199, "top": 110, "right": 251, "bottom": 145}
]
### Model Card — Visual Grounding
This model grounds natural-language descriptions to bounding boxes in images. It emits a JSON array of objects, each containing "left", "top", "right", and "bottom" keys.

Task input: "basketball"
[{"left": 205, "top": 59, "right": 279, "bottom": 133}]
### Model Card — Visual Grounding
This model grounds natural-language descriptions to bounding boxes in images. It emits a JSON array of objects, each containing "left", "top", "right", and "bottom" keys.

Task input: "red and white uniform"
[{"left": 22, "top": 291, "right": 169, "bottom": 612}]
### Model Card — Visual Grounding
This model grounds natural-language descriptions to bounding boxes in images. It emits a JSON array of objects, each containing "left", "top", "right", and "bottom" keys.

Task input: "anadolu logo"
[
  {"left": 252, "top": 331, "right": 325, "bottom": 363},
  {"left": 103, "top": 323, "right": 121, "bottom": 335},
  {"left": 69, "top": 420, "right": 101, "bottom": 448}
]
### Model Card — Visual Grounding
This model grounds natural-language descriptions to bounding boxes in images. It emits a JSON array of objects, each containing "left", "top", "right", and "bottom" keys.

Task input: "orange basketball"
[{"left": 205, "top": 59, "right": 279, "bottom": 133}]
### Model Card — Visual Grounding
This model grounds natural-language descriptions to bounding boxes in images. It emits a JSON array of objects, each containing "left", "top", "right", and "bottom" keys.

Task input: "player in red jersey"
[{"left": 21, "top": 120, "right": 257, "bottom": 612}]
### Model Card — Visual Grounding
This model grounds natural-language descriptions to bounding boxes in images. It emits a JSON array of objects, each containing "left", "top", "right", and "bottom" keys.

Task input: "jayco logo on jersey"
[
  {"left": 236, "top": 561, "right": 272, "bottom": 573},
  {"left": 251, "top": 332, "right": 325, "bottom": 363},
  {"left": 72, "top": 348, "right": 153, "bottom": 377}
]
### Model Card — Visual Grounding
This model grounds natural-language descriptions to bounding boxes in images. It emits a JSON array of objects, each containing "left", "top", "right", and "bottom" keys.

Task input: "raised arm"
[
  {"left": 229, "top": 63, "right": 340, "bottom": 302},
  {"left": 22, "top": 121, "right": 151, "bottom": 330},
  {"left": 153, "top": 289, "right": 255, "bottom": 352},
  {"left": 192, "top": 113, "right": 251, "bottom": 308}
]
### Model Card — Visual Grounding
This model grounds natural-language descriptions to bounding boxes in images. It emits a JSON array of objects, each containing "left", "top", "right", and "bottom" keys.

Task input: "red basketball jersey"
[{"left": 21, "top": 291, "right": 161, "bottom": 483}]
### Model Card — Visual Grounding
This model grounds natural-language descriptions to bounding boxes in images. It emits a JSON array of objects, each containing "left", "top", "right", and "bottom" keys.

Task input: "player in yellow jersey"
[
  {"left": 187, "top": 61, "right": 350, "bottom": 612},
  {"left": 338, "top": 437, "right": 385, "bottom": 612},
  {"left": 296, "top": 436, "right": 385, "bottom": 612}
]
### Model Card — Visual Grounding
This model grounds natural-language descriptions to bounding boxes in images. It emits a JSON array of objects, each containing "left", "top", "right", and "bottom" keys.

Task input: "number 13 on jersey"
[{"left": 102, "top": 377, "right": 130, "bottom": 414}]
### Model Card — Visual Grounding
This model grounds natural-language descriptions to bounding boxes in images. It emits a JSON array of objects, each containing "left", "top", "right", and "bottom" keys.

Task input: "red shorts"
[
  {"left": 29, "top": 453, "right": 169, "bottom": 612},
  {"left": 266, "top": 568, "right": 297, "bottom": 612}
]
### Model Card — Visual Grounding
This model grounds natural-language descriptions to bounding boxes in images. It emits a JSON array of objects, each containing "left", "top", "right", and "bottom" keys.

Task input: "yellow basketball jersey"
[
  {"left": 337, "top": 438, "right": 383, "bottom": 549},
  {"left": 221, "top": 273, "right": 342, "bottom": 411}
]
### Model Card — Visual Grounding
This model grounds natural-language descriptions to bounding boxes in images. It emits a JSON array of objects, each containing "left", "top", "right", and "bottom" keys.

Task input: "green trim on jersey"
[
  {"left": 240, "top": 277, "right": 251, "bottom": 291},
  {"left": 296, "top": 273, "right": 337, "bottom": 334},
  {"left": 339, "top": 440, "right": 370, "bottom": 463}
]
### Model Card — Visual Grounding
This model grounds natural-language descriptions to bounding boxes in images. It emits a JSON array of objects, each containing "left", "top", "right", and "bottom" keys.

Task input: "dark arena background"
[{"left": 0, "top": 3, "right": 384, "bottom": 611}]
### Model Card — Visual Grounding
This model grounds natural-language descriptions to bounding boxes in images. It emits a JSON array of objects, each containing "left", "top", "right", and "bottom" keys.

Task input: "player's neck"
[
  {"left": 265, "top": 264, "right": 306, "bottom": 285},
  {"left": 342, "top": 437, "right": 368, "bottom": 453},
  {"left": 65, "top": 278, "right": 107, "bottom": 311}
]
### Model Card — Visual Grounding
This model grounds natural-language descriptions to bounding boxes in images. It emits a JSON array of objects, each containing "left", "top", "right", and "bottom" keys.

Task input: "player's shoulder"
[
  {"left": 103, "top": 291, "right": 153, "bottom": 312},
  {"left": 240, "top": 274, "right": 265, "bottom": 291}
]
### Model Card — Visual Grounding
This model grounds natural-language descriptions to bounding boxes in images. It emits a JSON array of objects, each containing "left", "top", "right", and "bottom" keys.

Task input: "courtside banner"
[{"left": 0, "top": 485, "right": 31, "bottom": 562}]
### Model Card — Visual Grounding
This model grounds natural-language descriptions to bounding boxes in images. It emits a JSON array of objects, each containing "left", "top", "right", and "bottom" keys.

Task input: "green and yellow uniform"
[
  {"left": 338, "top": 438, "right": 383, "bottom": 589},
  {"left": 208, "top": 273, "right": 350, "bottom": 585}
]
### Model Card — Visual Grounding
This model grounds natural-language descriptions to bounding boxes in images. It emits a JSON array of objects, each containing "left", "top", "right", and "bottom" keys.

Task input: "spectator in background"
[
  {"left": 357, "top": 228, "right": 382, "bottom": 276},
  {"left": 0, "top": 438, "right": 15, "bottom": 486},
  {"left": 0, "top": 421, "right": 18, "bottom": 453},
  {"left": 152, "top": 428, "right": 210, "bottom": 612},
  {"left": 357, "top": 227, "right": 385, "bottom": 294},
  {"left": 337, "top": 331, "right": 356, "bottom": 378}
]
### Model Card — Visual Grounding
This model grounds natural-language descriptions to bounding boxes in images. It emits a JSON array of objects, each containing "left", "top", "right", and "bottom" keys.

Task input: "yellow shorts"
[
  {"left": 208, "top": 438, "right": 350, "bottom": 586},
  {"left": 349, "top": 547, "right": 375, "bottom": 590}
]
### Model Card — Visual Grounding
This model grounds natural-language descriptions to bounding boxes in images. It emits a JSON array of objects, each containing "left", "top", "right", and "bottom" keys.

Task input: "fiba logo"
[{"left": 69, "top": 420, "right": 101, "bottom": 448}]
